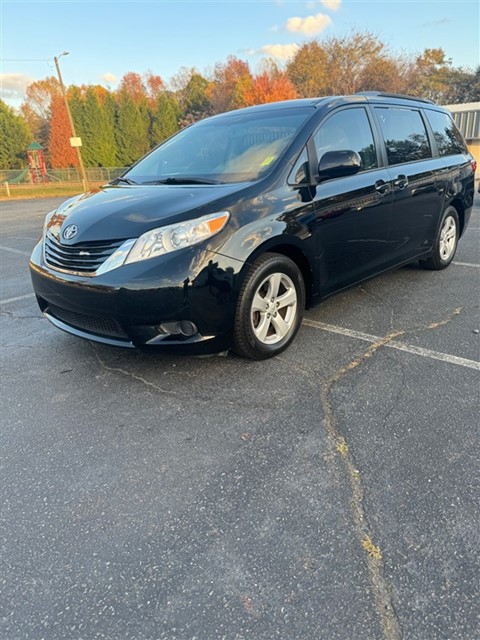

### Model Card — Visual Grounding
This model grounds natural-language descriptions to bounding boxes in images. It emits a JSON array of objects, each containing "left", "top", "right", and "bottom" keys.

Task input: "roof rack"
[{"left": 355, "top": 91, "right": 435, "bottom": 105}]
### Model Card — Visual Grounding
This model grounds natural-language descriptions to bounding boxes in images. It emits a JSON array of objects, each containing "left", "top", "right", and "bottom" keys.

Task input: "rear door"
[
  {"left": 372, "top": 106, "right": 445, "bottom": 263},
  {"left": 311, "top": 106, "right": 394, "bottom": 295},
  {"left": 423, "top": 108, "right": 474, "bottom": 219}
]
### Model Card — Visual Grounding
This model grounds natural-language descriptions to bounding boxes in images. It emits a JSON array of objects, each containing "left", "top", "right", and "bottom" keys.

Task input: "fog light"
[
  {"left": 157, "top": 321, "right": 198, "bottom": 337},
  {"left": 178, "top": 320, "right": 198, "bottom": 337}
]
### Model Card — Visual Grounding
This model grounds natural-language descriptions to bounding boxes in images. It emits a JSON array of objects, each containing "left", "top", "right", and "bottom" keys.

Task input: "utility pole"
[{"left": 54, "top": 51, "right": 88, "bottom": 190}]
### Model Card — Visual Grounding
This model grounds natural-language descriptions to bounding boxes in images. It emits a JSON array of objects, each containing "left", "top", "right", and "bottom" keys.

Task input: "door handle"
[
  {"left": 394, "top": 174, "right": 409, "bottom": 190},
  {"left": 375, "top": 180, "right": 390, "bottom": 196}
]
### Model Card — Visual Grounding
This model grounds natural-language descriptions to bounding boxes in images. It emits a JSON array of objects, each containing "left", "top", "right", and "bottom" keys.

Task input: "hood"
[{"left": 46, "top": 183, "right": 247, "bottom": 244}]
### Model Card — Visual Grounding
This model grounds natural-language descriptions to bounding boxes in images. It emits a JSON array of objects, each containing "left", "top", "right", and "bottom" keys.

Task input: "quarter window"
[
  {"left": 314, "top": 108, "right": 378, "bottom": 172},
  {"left": 425, "top": 109, "right": 467, "bottom": 156},
  {"left": 288, "top": 147, "right": 310, "bottom": 185},
  {"left": 374, "top": 107, "right": 431, "bottom": 165}
]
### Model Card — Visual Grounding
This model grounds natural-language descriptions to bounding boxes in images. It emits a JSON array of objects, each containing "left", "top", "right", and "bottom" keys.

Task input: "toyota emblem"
[{"left": 63, "top": 224, "right": 78, "bottom": 240}]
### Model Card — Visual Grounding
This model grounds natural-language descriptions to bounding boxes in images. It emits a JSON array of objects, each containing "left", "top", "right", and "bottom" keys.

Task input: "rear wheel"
[
  {"left": 420, "top": 206, "right": 459, "bottom": 270},
  {"left": 233, "top": 253, "right": 305, "bottom": 360}
]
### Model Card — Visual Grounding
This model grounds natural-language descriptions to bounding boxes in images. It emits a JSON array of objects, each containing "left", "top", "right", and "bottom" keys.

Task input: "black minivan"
[{"left": 30, "top": 92, "right": 476, "bottom": 359}]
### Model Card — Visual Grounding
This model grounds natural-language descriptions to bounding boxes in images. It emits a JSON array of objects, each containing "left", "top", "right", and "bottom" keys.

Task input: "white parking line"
[
  {"left": 0, "top": 245, "right": 31, "bottom": 256},
  {"left": 0, "top": 293, "right": 35, "bottom": 305},
  {"left": 303, "top": 319, "right": 480, "bottom": 371},
  {"left": 453, "top": 261, "right": 480, "bottom": 268}
]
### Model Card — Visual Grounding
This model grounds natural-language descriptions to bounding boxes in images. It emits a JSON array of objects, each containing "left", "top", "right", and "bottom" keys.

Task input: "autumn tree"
[
  {"left": 0, "top": 100, "right": 32, "bottom": 168},
  {"left": 288, "top": 32, "right": 403, "bottom": 97},
  {"left": 241, "top": 60, "right": 297, "bottom": 106},
  {"left": 21, "top": 76, "right": 60, "bottom": 148},
  {"left": 321, "top": 32, "right": 388, "bottom": 95},
  {"left": 207, "top": 56, "right": 253, "bottom": 112},
  {"left": 286, "top": 42, "right": 329, "bottom": 97},
  {"left": 48, "top": 95, "right": 78, "bottom": 168},
  {"left": 145, "top": 72, "right": 165, "bottom": 105},
  {"left": 118, "top": 72, "right": 147, "bottom": 104}
]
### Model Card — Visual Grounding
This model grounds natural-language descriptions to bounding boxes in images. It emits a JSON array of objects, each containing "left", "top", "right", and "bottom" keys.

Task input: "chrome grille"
[{"left": 44, "top": 231, "right": 124, "bottom": 274}]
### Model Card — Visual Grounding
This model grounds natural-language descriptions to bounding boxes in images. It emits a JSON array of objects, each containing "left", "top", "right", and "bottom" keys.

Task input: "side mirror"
[{"left": 318, "top": 150, "right": 361, "bottom": 181}]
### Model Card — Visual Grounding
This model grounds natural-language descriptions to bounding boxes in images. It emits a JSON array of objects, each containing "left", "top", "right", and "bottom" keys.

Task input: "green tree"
[
  {"left": 82, "top": 88, "right": 117, "bottom": 166},
  {"left": 151, "top": 92, "right": 180, "bottom": 145},
  {"left": 115, "top": 93, "right": 150, "bottom": 165},
  {"left": 442, "top": 66, "right": 480, "bottom": 104},
  {"left": 69, "top": 86, "right": 88, "bottom": 163},
  {"left": 0, "top": 100, "right": 32, "bottom": 168},
  {"left": 184, "top": 73, "right": 211, "bottom": 116}
]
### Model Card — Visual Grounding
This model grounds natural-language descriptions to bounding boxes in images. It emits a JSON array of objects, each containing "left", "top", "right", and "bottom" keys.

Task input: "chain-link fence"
[{"left": 1, "top": 167, "right": 129, "bottom": 197}]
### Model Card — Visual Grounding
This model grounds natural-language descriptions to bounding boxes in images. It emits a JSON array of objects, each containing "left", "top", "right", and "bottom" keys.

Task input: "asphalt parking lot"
[{"left": 1, "top": 195, "right": 479, "bottom": 640}]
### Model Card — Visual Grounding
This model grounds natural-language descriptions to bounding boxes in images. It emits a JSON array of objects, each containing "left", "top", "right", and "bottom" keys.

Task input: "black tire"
[
  {"left": 420, "top": 206, "right": 459, "bottom": 270},
  {"left": 233, "top": 253, "right": 306, "bottom": 360}
]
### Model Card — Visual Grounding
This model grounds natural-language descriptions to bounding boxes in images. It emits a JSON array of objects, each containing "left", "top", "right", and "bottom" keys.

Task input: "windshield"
[{"left": 125, "top": 107, "right": 313, "bottom": 185}]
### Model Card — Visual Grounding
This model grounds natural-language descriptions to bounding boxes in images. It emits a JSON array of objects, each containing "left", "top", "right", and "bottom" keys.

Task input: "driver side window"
[{"left": 314, "top": 108, "right": 378, "bottom": 172}]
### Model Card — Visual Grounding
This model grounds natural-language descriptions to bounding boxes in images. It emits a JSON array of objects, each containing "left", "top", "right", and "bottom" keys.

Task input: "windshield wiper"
[
  {"left": 142, "top": 177, "right": 221, "bottom": 185},
  {"left": 110, "top": 176, "right": 138, "bottom": 185}
]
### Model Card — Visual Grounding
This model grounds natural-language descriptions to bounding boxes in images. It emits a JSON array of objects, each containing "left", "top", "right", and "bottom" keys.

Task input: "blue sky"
[{"left": 1, "top": 0, "right": 479, "bottom": 107}]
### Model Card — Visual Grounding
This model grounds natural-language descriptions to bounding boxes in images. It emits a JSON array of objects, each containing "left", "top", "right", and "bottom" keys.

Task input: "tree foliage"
[
  {"left": 151, "top": 92, "right": 180, "bottom": 145},
  {"left": 241, "top": 59, "right": 297, "bottom": 106},
  {"left": 71, "top": 87, "right": 117, "bottom": 167},
  {"left": 21, "top": 76, "right": 60, "bottom": 149},
  {"left": 207, "top": 56, "right": 254, "bottom": 112},
  {"left": 48, "top": 95, "right": 79, "bottom": 168},
  {"left": 5, "top": 33, "right": 479, "bottom": 169},
  {"left": 0, "top": 99, "right": 32, "bottom": 168},
  {"left": 115, "top": 92, "right": 150, "bottom": 165}
]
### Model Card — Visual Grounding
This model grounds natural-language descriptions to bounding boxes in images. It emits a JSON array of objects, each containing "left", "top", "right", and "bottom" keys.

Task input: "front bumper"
[{"left": 30, "top": 240, "right": 241, "bottom": 355}]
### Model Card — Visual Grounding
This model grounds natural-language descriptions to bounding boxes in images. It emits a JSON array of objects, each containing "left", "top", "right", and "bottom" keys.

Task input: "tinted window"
[
  {"left": 425, "top": 109, "right": 467, "bottom": 156},
  {"left": 374, "top": 107, "right": 431, "bottom": 165},
  {"left": 314, "top": 108, "right": 378, "bottom": 172},
  {"left": 126, "top": 108, "right": 313, "bottom": 184}
]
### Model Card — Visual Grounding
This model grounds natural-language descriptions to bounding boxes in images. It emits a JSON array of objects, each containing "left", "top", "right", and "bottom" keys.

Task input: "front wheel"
[
  {"left": 420, "top": 206, "right": 459, "bottom": 270},
  {"left": 233, "top": 253, "right": 306, "bottom": 360}
]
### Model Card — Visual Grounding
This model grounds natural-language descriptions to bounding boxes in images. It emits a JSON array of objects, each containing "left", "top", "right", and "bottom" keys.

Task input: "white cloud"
[
  {"left": 321, "top": 0, "right": 341, "bottom": 10},
  {"left": 257, "top": 43, "right": 300, "bottom": 61},
  {"left": 102, "top": 72, "right": 117, "bottom": 84},
  {"left": 0, "top": 73, "right": 34, "bottom": 101},
  {"left": 286, "top": 13, "right": 332, "bottom": 36}
]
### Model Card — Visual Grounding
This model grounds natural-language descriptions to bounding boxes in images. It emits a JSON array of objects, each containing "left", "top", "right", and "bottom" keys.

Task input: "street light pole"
[{"left": 54, "top": 52, "right": 88, "bottom": 190}]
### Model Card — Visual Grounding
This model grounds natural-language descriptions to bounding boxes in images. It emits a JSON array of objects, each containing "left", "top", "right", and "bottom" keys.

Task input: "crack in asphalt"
[
  {"left": 321, "top": 329, "right": 405, "bottom": 640},
  {"left": 320, "top": 305, "right": 468, "bottom": 640},
  {"left": 91, "top": 347, "right": 179, "bottom": 396},
  {"left": 90, "top": 346, "right": 276, "bottom": 411}
]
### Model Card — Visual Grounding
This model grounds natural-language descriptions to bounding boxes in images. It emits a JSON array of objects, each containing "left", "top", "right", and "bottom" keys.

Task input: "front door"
[{"left": 312, "top": 107, "right": 393, "bottom": 296}]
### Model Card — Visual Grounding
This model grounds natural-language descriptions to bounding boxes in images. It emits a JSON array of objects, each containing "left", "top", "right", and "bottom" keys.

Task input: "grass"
[{"left": 0, "top": 182, "right": 105, "bottom": 201}]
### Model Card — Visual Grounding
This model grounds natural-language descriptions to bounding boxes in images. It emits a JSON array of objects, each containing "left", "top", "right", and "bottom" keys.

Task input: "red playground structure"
[{"left": 27, "top": 141, "right": 47, "bottom": 183}]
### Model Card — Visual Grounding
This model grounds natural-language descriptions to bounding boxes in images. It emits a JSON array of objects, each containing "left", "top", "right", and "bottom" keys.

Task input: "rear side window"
[
  {"left": 374, "top": 107, "right": 431, "bottom": 165},
  {"left": 314, "top": 108, "right": 378, "bottom": 172},
  {"left": 425, "top": 109, "right": 468, "bottom": 156}
]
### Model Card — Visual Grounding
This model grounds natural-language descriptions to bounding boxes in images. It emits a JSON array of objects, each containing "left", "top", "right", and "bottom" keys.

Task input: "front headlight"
[{"left": 123, "top": 211, "right": 230, "bottom": 266}]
